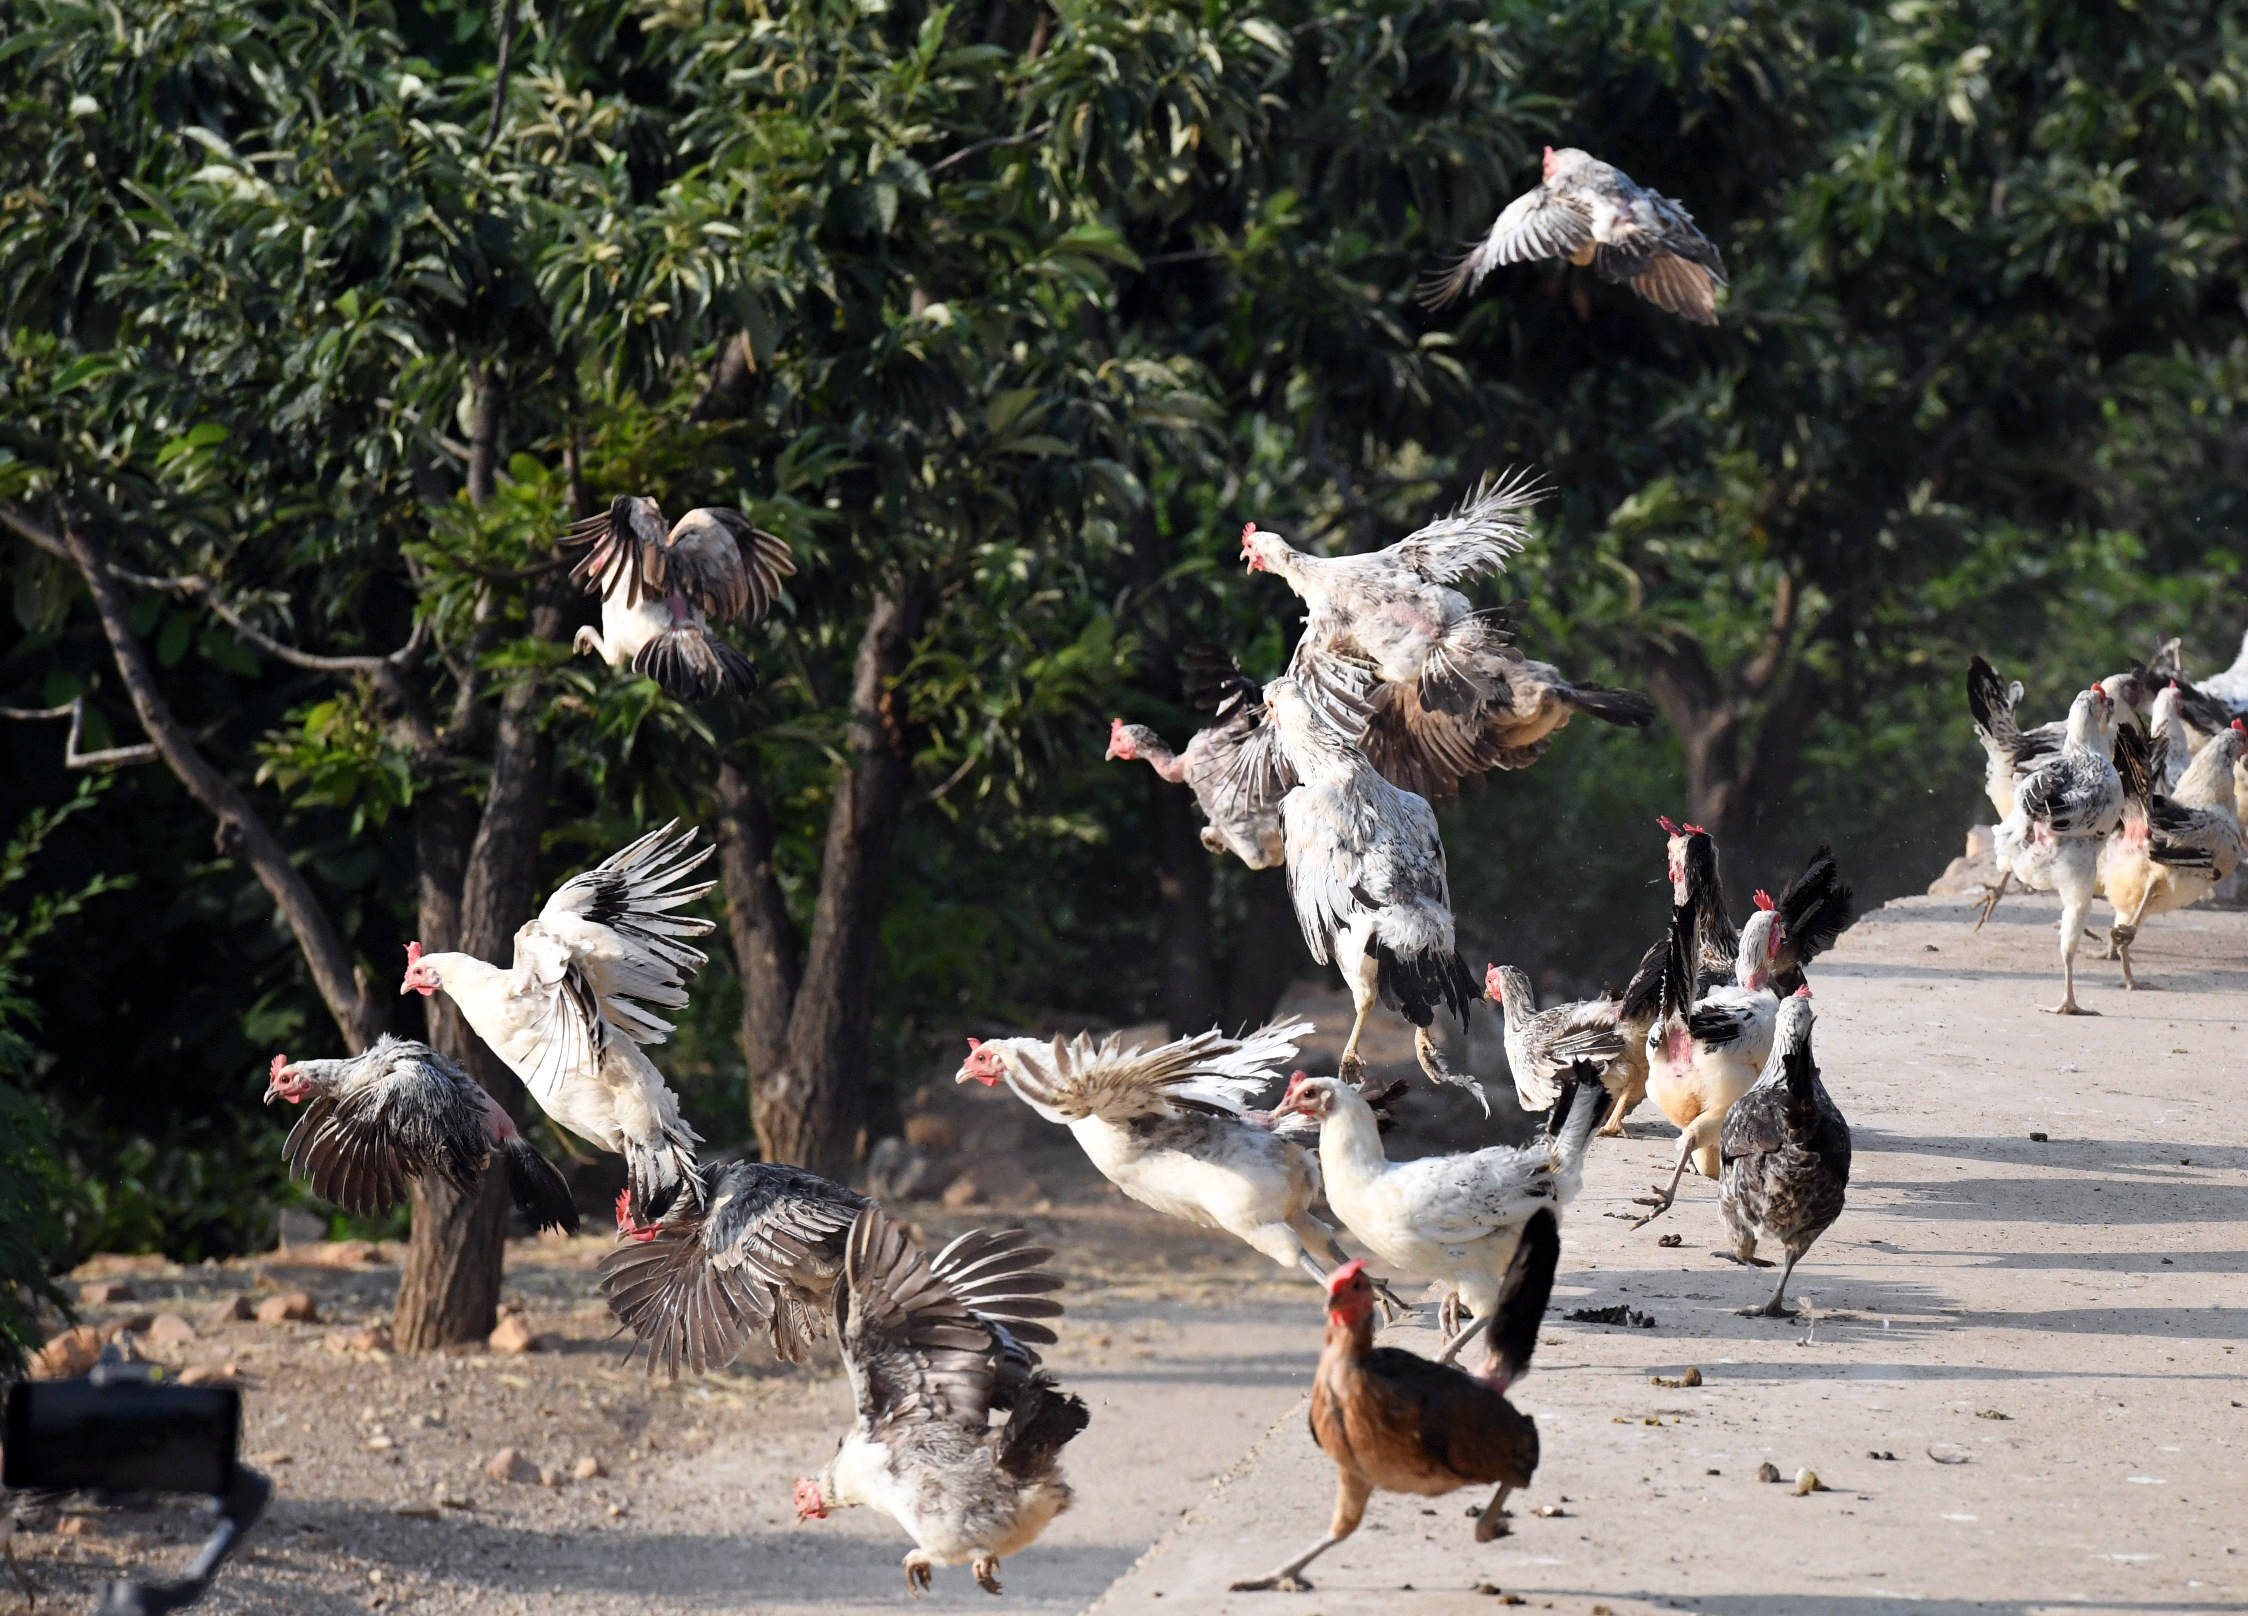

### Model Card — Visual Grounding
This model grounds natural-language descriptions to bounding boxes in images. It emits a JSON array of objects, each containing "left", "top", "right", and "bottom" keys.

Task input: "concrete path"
[{"left": 1088, "top": 894, "right": 2248, "bottom": 1616}]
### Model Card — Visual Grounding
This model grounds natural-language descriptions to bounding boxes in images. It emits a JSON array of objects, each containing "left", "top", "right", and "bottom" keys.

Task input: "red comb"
[
  {"left": 1325, "top": 1258, "right": 1368, "bottom": 1295},
  {"left": 1657, "top": 815, "right": 1681, "bottom": 836},
  {"left": 966, "top": 1037, "right": 982, "bottom": 1050},
  {"left": 404, "top": 941, "right": 422, "bottom": 966},
  {"left": 1240, "top": 521, "right": 1255, "bottom": 539},
  {"left": 1753, "top": 889, "right": 1776, "bottom": 911},
  {"left": 268, "top": 1053, "right": 287, "bottom": 1079},
  {"left": 2169, "top": 680, "right": 2182, "bottom": 690},
  {"left": 1684, "top": 823, "right": 1706, "bottom": 836},
  {"left": 1793, "top": 984, "right": 1813, "bottom": 998},
  {"left": 1284, "top": 1070, "right": 1311, "bottom": 1097}
]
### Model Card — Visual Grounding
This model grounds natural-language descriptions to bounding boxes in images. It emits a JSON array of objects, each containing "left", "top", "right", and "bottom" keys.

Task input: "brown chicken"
[{"left": 1228, "top": 1208, "right": 1559, "bottom": 1593}]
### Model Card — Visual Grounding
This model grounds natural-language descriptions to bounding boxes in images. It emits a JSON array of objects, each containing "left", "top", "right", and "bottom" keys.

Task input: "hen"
[
  {"left": 1482, "top": 964, "right": 1632, "bottom": 1123},
  {"left": 794, "top": 1210, "right": 1085, "bottom": 1597},
  {"left": 561, "top": 495, "right": 794, "bottom": 702},
  {"left": 2098, "top": 720, "right": 2248, "bottom": 989},
  {"left": 1272, "top": 1067, "right": 1602, "bottom": 1362},
  {"left": 1104, "top": 649, "right": 1290, "bottom": 870},
  {"left": 264, "top": 1037, "right": 577, "bottom": 1234},
  {"left": 1424, "top": 145, "right": 1728, "bottom": 324},
  {"left": 400, "top": 821, "right": 712, "bottom": 1227},
  {"left": 1989, "top": 685, "right": 2126, "bottom": 1014},
  {"left": 1227, "top": 1209, "right": 1559, "bottom": 1593},
  {"left": 1718, "top": 990, "right": 1849, "bottom": 1319},
  {"left": 597, "top": 1160, "right": 869, "bottom": 1374},
  {"left": 1260, "top": 676, "right": 1483, "bottom": 1107},
  {"left": 957, "top": 1021, "right": 1359, "bottom": 1287},
  {"left": 2193, "top": 628, "right": 2248, "bottom": 715}
]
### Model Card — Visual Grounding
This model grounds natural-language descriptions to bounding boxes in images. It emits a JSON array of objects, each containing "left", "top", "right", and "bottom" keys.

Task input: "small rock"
[
  {"left": 365, "top": 1435, "right": 396, "bottom": 1452},
  {"left": 79, "top": 1280, "right": 136, "bottom": 1306},
  {"left": 180, "top": 1363, "right": 239, "bottom": 1388},
  {"left": 249, "top": 1451, "right": 293, "bottom": 1467},
  {"left": 145, "top": 1313, "right": 197, "bottom": 1351},
  {"left": 352, "top": 1325, "right": 393, "bottom": 1353},
  {"left": 488, "top": 1314, "right": 537, "bottom": 1354},
  {"left": 1793, "top": 1468, "right": 1825, "bottom": 1495},
  {"left": 393, "top": 1503, "right": 440, "bottom": 1521},
  {"left": 1656, "top": 1233, "right": 1681, "bottom": 1248},
  {"left": 606, "top": 1503, "right": 629, "bottom": 1520},
  {"left": 483, "top": 1448, "right": 540, "bottom": 1485},
  {"left": 2028, "top": 1131, "right": 2048, "bottom": 1143},
  {"left": 255, "top": 1291, "right": 318, "bottom": 1325},
  {"left": 1755, "top": 1461, "right": 1782, "bottom": 1484},
  {"left": 200, "top": 1295, "right": 254, "bottom": 1329},
  {"left": 1531, "top": 1504, "right": 1566, "bottom": 1518},
  {"left": 1927, "top": 1443, "right": 1971, "bottom": 1465},
  {"left": 57, "top": 1515, "right": 98, "bottom": 1538},
  {"left": 109, "top": 1312, "right": 156, "bottom": 1336},
  {"left": 538, "top": 1464, "right": 563, "bottom": 1488},
  {"left": 571, "top": 1455, "right": 605, "bottom": 1481},
  {"left": 31, "top": 1326, "right": 105, "bottom": 1380},
  {"left": 1974, "top": 1408, "right": 2010, "bottom": 1421},
  {"left": 939, "top": 1172, "right": 986, "bottom": 1210}
]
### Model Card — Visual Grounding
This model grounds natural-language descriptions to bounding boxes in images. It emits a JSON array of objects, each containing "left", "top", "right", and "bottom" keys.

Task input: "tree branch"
[
  {"left": 485, "top": 0, "right": 519, "bottom": 150},
  {"left": 0, "top": 697, "right": 160, "bottom": 770},
  {"left": 56, "top": 515, "right": 381, "bottom": 1048},
  {"left": 927, "top": 123, "right": 1052, "bottom": 175}
]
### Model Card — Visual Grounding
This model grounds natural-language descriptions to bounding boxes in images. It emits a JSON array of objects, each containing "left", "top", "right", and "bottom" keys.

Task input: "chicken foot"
[
  {"left": 1436, "top": 1317, "right": 1485, "bottom": 1366},
  {"left": 1972, "top": 870, "right": 2012, "bottom": 930},
  {"left": 2043, "top": 893, "right": 2099, "bottom": 1015},
  {"left": 1412, "top": 1026, "right": 1491, "bottom": 1117},
  {"left": 1228, "top": 1470, "right": 1371, "bottom": 1593},
  {"left": 1632, "top": 1118, "right": 1714, "bottom": 1227},
  {"left": 1471, "top": 1482, "right": 1514, "bottom": 1543},
  {"left": 972, "top": 1555, "right": 1003, "bottom": 1596},
  {"left": 903, "top": 1551, "right": 935, "bottom": 1598},
  {"left": 1337, "top": 1001, "right": 1370, "bottom": 1084},
  {"left": 1741, "top": 1248, "right": 1805, "bottom": 1318}
]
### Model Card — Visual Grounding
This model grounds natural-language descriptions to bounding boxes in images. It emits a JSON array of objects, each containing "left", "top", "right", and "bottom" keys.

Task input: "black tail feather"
[
  {"left": 1370, "top": 939, "right": 1477, "bottom": 1030},
  {"left": 2112, "top": 721, "right": 2156, "bottom": 805},
  {"left": 1564, "top": 682, "right": 1656, "bottom": 727},
  {"left": 997, "top": 1374, "right": 1090, "bottom": 1481},
  {"left": 502, "top": 1138, "right": 580, "bottom": 1235},
  {"left": 1775, "top": 845, "right": 1854, "bottom": 974},
  {"left": 1965, "top": 654, "right": 2022, "bottom": 748},
  {"left": 633, "top": 627, "right": 758, "bottom": 704},
  {"left": 1484, "top": 1208, "right": 1560, "bottom": 1389}
]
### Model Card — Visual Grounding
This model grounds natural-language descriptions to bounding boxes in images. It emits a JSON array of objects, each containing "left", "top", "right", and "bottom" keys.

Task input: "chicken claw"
[
  {"left": 972, "top": 1555, "right": 1003, "bottom": 1596},
  {"left": 1628, "top": 1186, "right": 1676, "bottom": 1227},
  {"left": 903, "top": 1553, "right": 934, "bottom": 1598},
  {"left": 1337, "top": 1050, "right": 1366, "bottom": 1084},
  {"left": 1228, "top": 1573, "right": 1313, "bottom": 1594}
]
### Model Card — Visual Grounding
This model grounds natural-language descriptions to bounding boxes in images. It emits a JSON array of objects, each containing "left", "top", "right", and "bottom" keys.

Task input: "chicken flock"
[{"left": 244, "top": 144, "right": 2248, "bottom": 1599}]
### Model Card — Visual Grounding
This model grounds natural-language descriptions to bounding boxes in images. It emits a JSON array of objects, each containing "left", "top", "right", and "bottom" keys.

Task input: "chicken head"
[
  {"left": 263, "top": 1053, "right": 313, "bottom": 1106},
  {"left": 1103, "top": 718, "right": 1137, "bottom": 761},
  {"left": 791, "top": 1476, "right": 827, "bottom": 1522},
  {"left": 955, "top": 1038, "right": 1006, "bottom": 1087},
  {"left": 1324, "top": 1258, "right": 1378, "bottom": 1329},
  {"left": 400, "top": 941, "right": 441, "bottom": 997}
]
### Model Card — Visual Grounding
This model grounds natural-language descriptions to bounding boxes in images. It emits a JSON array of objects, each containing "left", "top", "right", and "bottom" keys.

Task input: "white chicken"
[
  {"left": 1630, "top": 896, "right": 1788, "bottom": 1225},
  {"left": 1258, "top": 675, "right": 1483, "bottom": 1108},
  {"left": 2098, "top": 720, "right": 2248, "bottom": 988},
  {"left": 955, "top": 1021, "right": 1358, "bottom": 1286},
  {"left": 1271, "top": 1066, "right": 1605, "bottom": 1363},
  {"left": 263, "top": 1037, "right": 578, "bottom": 1234},
  {"left": 399, "top": 821, "right": 713, "bottom": 1228},
  {"left": 1990, "top": 685, "right": 2126, "bottom": 1015},
  {"left": 1481, "top": 964, "right": 1629, "bottom": 1120},
  {"left": 794, "top": 1210, "right": 1087, "bottom": 1597},
  {"left": 2195, "top": 628, "right": 2248, "bottom": 715},
  {"left": 562, "top": 495, "right": 794, "bottom": 703}
]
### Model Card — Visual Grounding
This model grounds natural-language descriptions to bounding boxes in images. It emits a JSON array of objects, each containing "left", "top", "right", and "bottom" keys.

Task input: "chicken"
[
  {"left": 1989, "top": 685, "right": 2126, "bottom": 1014},
  {"left": 2148, "top": 683, "right": 2191, "bottom": 794},
  {"left": 596, "top": 1160, "right": 870, "bottom": 1374},
  {"left": 1423, "top": 145, "right": 1728, "bottom": 324},
  {"left": 955, "top": 1022, "right": 1359, "bottom": 1288},
  {"left": 1270, "top": 1066, "right": 1602, "bottom": 1362},
  {"left": 399, "top": 821, "right": 713, "bottom": 1227},
  {"left": 1259, "top": 675, "right": 1483, "bottom": 1107},
  {"left": 561, "top": 496, "right": 794, "bottom": 703},
  {"left": 1718, "top": 989, "right": 1849, "bottom": 1319},
  {"left": 1226, "top": 1209, "right": 1559, "bottom": 1594},
  {"left": 1104, "top": 649, "right": 1291, "bottom": 869},
  {"left": 2097, "top": 719, "right": 2248, "bottom": 989},
  {"left": 1481, "top": 964, "right": 1632, "bottom": 1122},
  {"left": 1630, "top": 896, "right": 1788, "bottom": 1226},
  {"left": 2194, "top": 628, "right": 2248, "bottom": 715},
  {"left": 263, "top": 1037, "right": 578, "bottom": 1234},
  {"left": 794, "top": 1209, "right": 1086, "bottom": 1597}
]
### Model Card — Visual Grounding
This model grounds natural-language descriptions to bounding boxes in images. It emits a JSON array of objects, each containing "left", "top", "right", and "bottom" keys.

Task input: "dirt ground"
[{"left": 7, "top": 889, "right": 2245, "bottom": 1616}]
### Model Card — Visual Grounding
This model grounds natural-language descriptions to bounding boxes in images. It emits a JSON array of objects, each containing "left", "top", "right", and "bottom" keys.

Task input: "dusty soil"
[{"left": 8, "top": 892, "right": 2244, "bottom": 1616}]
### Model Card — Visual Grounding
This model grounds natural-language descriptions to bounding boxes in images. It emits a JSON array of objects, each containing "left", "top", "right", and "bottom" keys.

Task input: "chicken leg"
[
  {"left": 2043, "top": 889, "right": 2099, "bottom": 1015},
  {"left": 1413, "top": 1026, "right": 1491, "bottom": 1117},
  {"left": 1972, "top": 869, "right": 2011, "bottom": 930},
  {"left": 1471, "top": 1482, "right": 1513, "bottom": 1543},
  {"left": 1228, "top": 1469, "right": 1372, "bottom": 1593},
  {"left": 1300, "top": 1231, "right": 1411, "bottom": 1322},
  {"left": 1337, "top": 1002, "right": 1370, "bottom": 1083},
  {"left": 1436, "top": 1318, "right": 1483, "bottom": 1365},
  {"left": 1632, "top": 1112, "right": 1719, "bottom": 1227},
  {"left": 971, "top": 1555, "right": 1003, "bottom": 1595},
  {"left": 1741, "top": 1247, "right": 1805, "bottom": 1318}
]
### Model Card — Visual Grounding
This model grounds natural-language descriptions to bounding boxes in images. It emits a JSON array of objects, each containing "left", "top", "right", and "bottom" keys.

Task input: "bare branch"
[
  {"left": 0, "top": 697, "right": 159, "bottom": 770},
  {"left": 927, "top": 122, "right": 1053, "bottom": 175}
]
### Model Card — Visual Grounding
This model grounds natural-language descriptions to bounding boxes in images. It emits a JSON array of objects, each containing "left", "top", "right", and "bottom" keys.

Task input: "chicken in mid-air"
[
  {"left": 794, "top": 1209, "right": 1085, "bottom": 1597},
  {"left": 264, "top": 1037, "right": 578, "bottom": 1234},
  {"left": 1104, "top": 648, "right": 1295, "bottom": 870},
  {"left": 1718, "top": 989, "right": 1849, "bottom": 1318},
  {"left": 1227, "top": 1209, "right": 1559, "bottom": 1593},
  {"left": 1424, "top": 146, "right": 1728, "bottom": 324},
  {"left": 561, "top": 496, "right": 794, "bottom": 703},
  {"left": 597, "top": 1159, "right": 869, "bottom": 1375},
  {"left": 1989, "top": 685, "right": 2126, "bottom": 1014},
  {"left": 400, "top": 821, "right": 713, "bottom": 1228},
  {"left": 1258, "top": 676, "right": 1483, "bottom": 1107}
]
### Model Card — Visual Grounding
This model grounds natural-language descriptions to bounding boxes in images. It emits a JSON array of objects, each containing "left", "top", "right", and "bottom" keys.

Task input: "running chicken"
[
  {"left": 1260, "top": 676, "right": 1483, "bottom": 1107},
  {"left": 794, "top": 1210, "right": 1087, "bottom": 1597},
  {"left": 1989, "top": 685, "right": 2125, "bottom": 1014},
  {"left": 264, "top": 1037, "right": 577, "bottom": 1233},
  {"left": 399, "top": 821, "right": 712, "bottom": 1227},
  {"left": 1482, "top": 964, "right": 1633, "bottom": 1122},
  {"left": 1423, "top": 145, "right": 1728, "bottom": 323},
  {"left": 1271, "top": 1067, "right": 1602, "bottom": 1362},
  {"left": 2098, "top": 720, "right": 2248, "bottom": 989},
  {"left": 1227, "top": 1210, "right": 1559, "bottom": 1593},
  {"left": 1718, "top": 990, "right": 1849, "bottom": 1319},
  {"left": 562, "top": 495, "right": 794, "bottom": 702},
  {"left": 597, "top": 1160, "right": 870, "bottom": 1374}
]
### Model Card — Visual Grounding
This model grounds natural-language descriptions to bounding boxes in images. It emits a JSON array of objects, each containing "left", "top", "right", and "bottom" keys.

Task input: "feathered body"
[
  {"left": 264, "top": 1036, "right": 577, "bottom": 1234},
  {"left": 1273, "top": 1070, "right": 1602, "bottom": 1359},
  {"left": 1426, "top": 146, "right": 1727, "bottom": 323},
  {"left": 958, "top": 1022, "right": 1353, "bottom": 1285},
  {"left": 1483, "top": 964, "right": 1630, "bottom": 1119},
  {"left": 1990, "top": 686, "right": 2125, "bottom": 1014},
  {"left": 2098, "top": 720, "right": 2248, "bottom": 988},
  {"left": 1105, "top": 649, "right": 1288, "bottom": 870},
  {"left": 1719, "top": 993, "right": 1849, "bottom": 1317},
  {"left": 598, "top": 1160, "right": 869, "bottom": 1374},
  {"left": 401, "top": 822, "right": 712, "bottom": 1224},
  {"left": 2196, "top": 629, "right": 2248, "bottom": 714},
  {"left": 796, "top": 1211, "right": 1083, "bottom": 1596}
]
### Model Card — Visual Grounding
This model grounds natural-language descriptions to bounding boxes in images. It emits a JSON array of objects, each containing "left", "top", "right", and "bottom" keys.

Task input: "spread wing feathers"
[
  {"left": 1420, "top": 187, "right": 1594, "bottom": 308},
  {"left": 1966, "top": 655, "right": 2026, "bottom": 756},
  {"left": 1621, "top": 249, "right": 1722, "bottom": 324},
  {"left": 633, "top": 627, "right": 758, "bottom": 704},
  {"left": 1388, "top": 472, "right": 1544, "bottom": 585},
  {"left": 839, "top": 1208, "right": 1008, "bottom": 1435},
  {"left": 1000, "top": 1021, "right": 1312, "bottom": 1125},
  {"left": 928, "top": 1227, "right": 1068, "bottom": 1350},
  {"left": 1362, "top": 687, "right": 1537, "bottom": 807},
  {"left": 644, "top": 508, "right": 794, "bottom": 627},
  {"left": 499, "top": 1139, "right": 579, "bottom": 1235},
  {"left": 282, "top": 1089, "right": 468, "bottom": 1216},
  {"left": 1543, "top": 1009, "right": 1628, "bottom": 1067},
  {"left": 1775, "top": 846, "right": 1854, "bottom": 970},
  {"left": 2112, "top": 723, "right": 2157, "bottom": 806},
  {"left": 562, "top": 497, "right": 668, "bottom": 608},
  {"left": 2157, "top": 674, "right": 2235, "bottom": 737},
  {"left": 533, "top": 821, "right": 717, "bottom": 1044},
  {"left": 598, "top": 1214, "right": 779, "bottom": 1378},
  {"left": 1417, "top": 609, "right": 1519, "bottom": 718},
  {"left": 1616, "top": 933, "right": 1668, "bottom": 1026},
  {"left": 1483, "top": 1207, "right": 1560, "bottom": 1389},
  {"left": 1181, "top": 645, "right": 1262, "bottom": 718}
]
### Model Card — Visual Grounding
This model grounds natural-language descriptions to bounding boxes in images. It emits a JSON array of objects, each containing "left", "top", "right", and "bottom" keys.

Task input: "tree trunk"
[
  {"left": 1150, "top": 781, "right": 1219, "bottom": 1033},
  {"left": 751, "top": 589, "right": 925, "bottom": 1177},
  {"left": 1222, "top": 867, "right": 1301, "bottom": 1032},
  {"left": 715, "top": 755, "right": 802, "bottom": 1091}
]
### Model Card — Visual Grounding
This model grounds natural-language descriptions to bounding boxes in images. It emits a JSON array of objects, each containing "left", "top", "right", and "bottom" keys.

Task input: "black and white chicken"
[
  {"left": 1718, "top": 989, "right": 1850, "bottom": 1319},
  {"left": 1989, "top": 685, "right": 2126, "bottom": 1014}
]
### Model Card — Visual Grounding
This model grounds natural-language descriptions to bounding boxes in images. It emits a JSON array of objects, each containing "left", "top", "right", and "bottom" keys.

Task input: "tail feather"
[
  {"left": 502, "top": 1138, "right": 581, "bottom": 1235},
  {"left": 1370, "top": 938, "right": 1477, "bottom": 1030},
  {"left": 1562, "top": 682, "right": 1656, "bottom": 728},
  {"left": 1481, "top": 1208, "right": 1560, "bottom": 1393},
  {"left": 1966, "top": 655, "right": 2024, "bottom": 753},
  {"left": 1775, "top": 846, "right": 1854, "bottom": 975},
  {"left": 2113, "top": 722, "right": 2156, "bottom": 806},
  {"left": 997, "top": 1373, "right": 1091, "bottom": 1481},
  {"left": 632, "top": 626, "right": 758, "bottom": 704}
]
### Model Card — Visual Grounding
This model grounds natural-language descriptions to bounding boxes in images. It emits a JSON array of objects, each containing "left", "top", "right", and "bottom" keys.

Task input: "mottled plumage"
[
  {"left": 2098, "top": 720, "right": 2248, "bottom": 989},
  {"left": 2195, "top": 628, "right": 2248, "bottom": 714},
  {"left": 1105, "top": 648, "right": 1294, "bottom": 868},
  {"left": 1484, "top": 964, "right": 1629, "bottom": 1117},
  {"left": 1425, "top": 146, "right": 1727, "bottom": 324},
  {"left": 1990, "top": 686, "right": 2125, "bottom": 1014},
  {"left": 1719, "top": 993, "right": 1849, "bottom": 1318}
]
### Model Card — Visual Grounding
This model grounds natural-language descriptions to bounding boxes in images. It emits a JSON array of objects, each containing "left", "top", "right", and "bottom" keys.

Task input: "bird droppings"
[
  {"left": 1656, "top": 1232, "right": 1682, "bottom": 1248},
  {"left": 2029, "top": 1131, "right": 2049, "bottom": 1142},
  {"left": 1755, "top": 1461, "right": 1783, "bottom": 1483},
  {"left": 1567, "top": 1304, "right": 1657, "bottom": 1328},
  {"left": 1975, "top": 1408, "right": 2011, "bottom": 1421},
  {"left": 1868, "top": 1450, "right": 1898, "bottom": 1461},
  {"left": 1651, "top": 1367, "right": 1702, "bottom": 1388}
]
